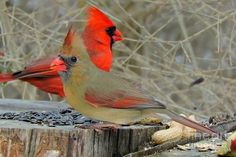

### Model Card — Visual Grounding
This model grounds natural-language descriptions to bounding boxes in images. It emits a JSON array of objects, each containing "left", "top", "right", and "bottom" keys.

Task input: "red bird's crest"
[{"left": 87, "top": 7, "right": 114, "bottom": 28}]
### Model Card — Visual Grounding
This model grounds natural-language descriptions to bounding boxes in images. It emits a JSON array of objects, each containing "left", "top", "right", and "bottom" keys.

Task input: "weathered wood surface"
[{"left": 0, "top": 99, "right": 164, "bottom": 157}]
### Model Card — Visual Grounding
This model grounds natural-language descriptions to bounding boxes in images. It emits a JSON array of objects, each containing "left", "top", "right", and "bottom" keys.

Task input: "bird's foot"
[
  {"left": 75, "top": 122, "right": 121, "bottom": 133},
  {"left": 139, "top": 117, "right": 162, "bottom": 125}
]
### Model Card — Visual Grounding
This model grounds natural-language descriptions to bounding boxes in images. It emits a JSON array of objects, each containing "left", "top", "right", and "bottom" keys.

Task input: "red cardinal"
[
  {"left": 82, "top": 7, "right": 122, "bottom": 71},
  {"left": 0, "top": 7, "right": 122, "bottom": 97}
]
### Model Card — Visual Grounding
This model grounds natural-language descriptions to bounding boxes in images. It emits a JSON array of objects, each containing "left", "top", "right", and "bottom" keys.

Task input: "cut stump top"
[{"left": 0, "top": 99, "right": 164, "bottom": 157}]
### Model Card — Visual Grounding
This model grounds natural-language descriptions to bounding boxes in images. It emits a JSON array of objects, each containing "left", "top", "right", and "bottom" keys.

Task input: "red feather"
[
  {"left": 0, "top": 74, "right": 13, "bottom": 82},
  {"left": 23, "top": 77, "right": 64, "bottom": 97},
  {"left": 85, "top": 91, "right": 151, "bottom": 108}
]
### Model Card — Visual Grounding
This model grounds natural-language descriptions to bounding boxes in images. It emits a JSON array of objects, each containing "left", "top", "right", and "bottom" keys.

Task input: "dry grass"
[{"left": 0, "top": 0, "right": 236, "bottom": 117}]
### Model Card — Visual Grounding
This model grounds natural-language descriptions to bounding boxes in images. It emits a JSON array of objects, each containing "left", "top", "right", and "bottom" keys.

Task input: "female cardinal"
[
  {"left": 0, "top": 6, "right": 122, "bottom": 97},
  {"left": 59, "top": 27, "right": 218, "bottom": 135}
]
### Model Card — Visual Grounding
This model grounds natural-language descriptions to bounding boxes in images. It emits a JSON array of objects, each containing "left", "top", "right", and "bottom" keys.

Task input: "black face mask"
[{"left": 105, "top": 26, "right": 117, "bottom": 49}]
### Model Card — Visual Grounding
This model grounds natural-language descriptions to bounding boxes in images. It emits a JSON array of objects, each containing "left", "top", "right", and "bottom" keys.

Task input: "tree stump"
[{"left": 0, "top": 99, "right": 164, "bottom": 157}]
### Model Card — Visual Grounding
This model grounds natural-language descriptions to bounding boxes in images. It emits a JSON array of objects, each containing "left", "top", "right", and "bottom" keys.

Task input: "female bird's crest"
[
  {"left": 63, "top": 26, "right": 77, "bottom": 54},
  {"left": 62, "top": 26, "right": 86, "bottom": 59}
]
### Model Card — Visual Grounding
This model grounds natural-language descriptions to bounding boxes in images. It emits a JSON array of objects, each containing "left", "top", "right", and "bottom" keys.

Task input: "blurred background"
[{"left": 0, "top": 0, "right": 236, "bottom": 118}]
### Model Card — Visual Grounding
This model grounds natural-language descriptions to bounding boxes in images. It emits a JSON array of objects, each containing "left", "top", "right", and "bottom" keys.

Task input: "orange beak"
[{"left": 113, "top": 29, "right": 122, "bottom": 42}]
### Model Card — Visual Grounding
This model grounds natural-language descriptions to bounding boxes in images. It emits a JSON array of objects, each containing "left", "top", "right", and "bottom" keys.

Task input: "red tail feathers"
[{"left": 0, "top": 74, "right": 14, "bottom": 83}]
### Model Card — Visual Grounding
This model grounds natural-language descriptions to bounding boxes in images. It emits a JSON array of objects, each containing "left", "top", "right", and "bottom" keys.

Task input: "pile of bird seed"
[{"left": 0, "top": 108, "right": 99, "bottom": 127}]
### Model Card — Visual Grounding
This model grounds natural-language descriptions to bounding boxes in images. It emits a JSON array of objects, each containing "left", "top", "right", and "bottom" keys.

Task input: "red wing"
[
  {"left": 0, "top": 57, "right": 65, "bottom": 97},
  {"left": 0, "top": 55, "right": 64, "bottom": 82},
  {"left": 24, "top": 55, "right": 58, "bottom": 72},
  {"left": 85, "top": 89, "right": 155, "bottom": 109},
  {"left": 14, "top": 55, "right": 66, "bottom": 79},
  {"left": 22, "top": 76, "right": 64, "bottom": 97},
  {"left": 0, "top": 74, "right": 14, "bottom": 82},
  {"left": 84, "top": 71, "right": 165, "bottom": 109}
]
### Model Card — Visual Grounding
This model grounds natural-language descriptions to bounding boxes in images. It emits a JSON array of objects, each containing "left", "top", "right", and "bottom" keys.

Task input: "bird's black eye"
[
  {"left": 70, "top": 56, "right": 77, "bottom": 63},
  {"left": 106, "top": 26, "right": 116, "bottom": 37}
]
